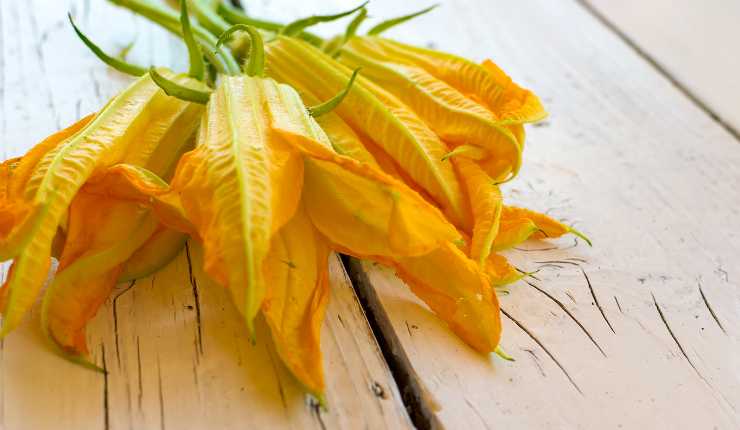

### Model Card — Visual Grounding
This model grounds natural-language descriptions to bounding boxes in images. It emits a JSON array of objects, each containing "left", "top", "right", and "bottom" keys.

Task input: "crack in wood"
[
  {"left": 536, "top": 260, "right": 616, "bottom": 334},
  {"left": 157, "top": 355, "right": 166, "bottom": 430},
  {"left": 501, "top": 308, "right": 583, "bottom": 395},
  {"left": 574, "top": 0, "right": 740, "bottom": 142},
  {"left": 614, "top": 296, "right": 624, "bottom": 314},
  {"left": 525, "top": 280, "right": 607, "bottom": 357},
  {"left": 113, "top": 280, "right": 137, "bottom": 369},
  {"left": 522, "top": 348, "right": 546, "bottom": 377},
  {"left": 184, "top": 242, "right": 204, "bottom": 356},
  {"left": 309, "top": 398, "right": 327, "bottom": 430},
  {"left": 343, "top": 256, "right": 440, "bottom": 430},
  {"left": 136, "top": 336, "right": 143, "bottom": 412},
  {"left": 102, "top": 343, "right": 110, "bottom": 430},
  {"left": 698, "top": 282, "right": 726, "bottom": 334},
  {"left": 651, "top": 293, "right": 706, "bottom": 382},
  {"left": 580, "top": 266, "right": 616, "bottom": 334},
  {"left": 464, "top": 398, "right": 492, "bottom": 430}
]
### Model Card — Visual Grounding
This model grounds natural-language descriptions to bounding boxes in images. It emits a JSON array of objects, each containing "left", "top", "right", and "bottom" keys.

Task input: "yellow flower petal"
[
  {"left": 41, "top": 192, "right": 158, "bottom": 356},
  {"left": 262, "top": 205, "right": 330, "bottom": 398},
  {"left": 266, "top": 36, "right": 469, "bottom": 229},
  {"left": 341, "top": 38, "right": 522, "bottom": 181},
  {"left": 453, "top": 157, "right": 502, "bottom": 265},
  {"left": 276, "top": 128, "right": 461, "bottom": 259},
  {"left": 165, "top": 76, "right": 304, "bottom": 335},
  {"left": 389, "top": 242, "right": 502, "bottom": 353}
]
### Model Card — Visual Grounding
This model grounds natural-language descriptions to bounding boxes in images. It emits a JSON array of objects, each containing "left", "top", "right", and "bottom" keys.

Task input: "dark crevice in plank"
[
  {"left": 650, "top": 292, "right": 706, "bottom": 382},
  {"left": 136, "top": 336, "right": 143, "bottom": 412},
  {"left": 575, "top": 0, "right": 740, "bottom": 143},
  {"left": 522, "top": 348, "right": 546, "bottom": 377},
  {"left": 650, "top": 293, "right": 735, "bottom": 411},
  {"left": 465, "top": 398, "right": 492, "bottom": 430},
  {"left": 536, "top": 260, "right": 615, "bottom": 334},
  {"left": 185, "top": 242, "right": 204, "bottom": 356},
  {"left": 309, "top": 399, "right": 327, "bottom": 430},
  {"left": 579, "top": 266, "right": 616, "bottom": 334},
  {"left": 101, "top": 343, "right": 110, "bottom": 430},
  {"left": 342, "top": 256, "right": 440, "bottom": 430},
  {"left": 698, "top": 282, "right": 726, "bottom": 334},
  {"left": 614, "top": 296, "right": 624, "bottom": 314},
  {"left": 501, "top": 308, "right": 583, "bottom": 395},
  {"left": 524, "top": 280, "right": 607, "bottom": 357},
  {"left": 113, "top": 280, "right": 136, "bottom": 369},
  {"left": 156, "top": 355, "right": 166, "bottom": 430}
]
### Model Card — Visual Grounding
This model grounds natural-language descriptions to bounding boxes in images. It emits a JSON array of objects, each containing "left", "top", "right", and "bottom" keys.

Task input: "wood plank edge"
[
  {"left": 341, "top": 255, "right": 442, "bottom": 430},
  {"left": 576, "top": 0, "right": 740, "bottom": 142}
]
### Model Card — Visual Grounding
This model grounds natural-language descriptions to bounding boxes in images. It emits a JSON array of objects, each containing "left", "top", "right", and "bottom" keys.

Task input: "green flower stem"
[
  {"left": 180, "top": 0, "right": 205, "bottom": 80},
  {"left": 109, "top": 0, "right": 240, "bottom": 74},
  {"left": 68, "top": 13, "right": 148, "bottom": 76},
  {"left": 187, "top": 0, "right": 230, "bottom": 36},
  {"left": 149, "top": 67, "right": 212, "bottom": 103},
  {"left": 367, "top": 4, "right": 439, "bottom": 36},
  {"left": 217, "top": 1, "right": 324, "bottom": 47},
  {"left": 217, "top": 24, "right": 264, "bottom": 76},
  {"left": 281, "top": 2, "right": 368, "bottom": 37},
  {"left": 308, "top": 68, "right": 360, "bottom": 117}
]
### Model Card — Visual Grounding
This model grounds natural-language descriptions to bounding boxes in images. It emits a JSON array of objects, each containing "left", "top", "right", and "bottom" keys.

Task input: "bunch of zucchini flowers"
[{"left": 0, "top": 0, "right": 589, "bottom": 403}]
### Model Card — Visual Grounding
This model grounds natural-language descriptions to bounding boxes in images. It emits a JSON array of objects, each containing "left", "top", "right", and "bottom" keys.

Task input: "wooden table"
[{"left": 2, "top": 1, "right": 738, "bottom": 428}]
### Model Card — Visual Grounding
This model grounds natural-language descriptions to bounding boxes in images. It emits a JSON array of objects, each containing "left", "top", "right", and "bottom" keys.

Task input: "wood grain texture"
[
  {"left": 583, "top": 0, "right": 740, "bottom": 137},
  {"left": 343, "top": 0, "right": 740, "bottom": 428},
  {"left": 0, "top": 1, "right": 410, "bottom": 429}
]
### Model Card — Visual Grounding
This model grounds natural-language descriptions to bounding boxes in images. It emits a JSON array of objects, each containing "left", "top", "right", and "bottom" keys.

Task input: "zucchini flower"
[
  {"left": 91, "top": 24, "right": 502, "bottom": 400},
  {"left": 0, "top": 8, "right": 213, "bottom": 370}
]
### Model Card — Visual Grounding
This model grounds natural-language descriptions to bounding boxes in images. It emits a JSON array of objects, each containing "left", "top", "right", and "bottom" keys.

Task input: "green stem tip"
[
  {"left": 494, "top": 345, "right": 516, "bottom": 362},
  {"left": 68, "top": 13, "right": 147, "bottom": 76},
  {"left": 367, "top": 4, "right": 439, "bottom": 36},
  {"left": 217, "top": 24, "right": 264, "bottom": 76},
  {"left": 217, "top": 1, "right": 325, "bottom": 46},
  {"left": 149, "top": 67, "right": 211, "bottom": 104},
  {"left": 282, "top": 2, "right": 369, "bottom": 37},
  {"left": 344, "top": 7, "right": 368, "bottom": 41},
  {"left": 308, "top": 68, "right": 360, "bottom": 117},
  {"left": 179, "top": 0, "right": 205, "bottom": 80},
  {"left": 568, "top": 227, "right": 593, "bottom": 247}
]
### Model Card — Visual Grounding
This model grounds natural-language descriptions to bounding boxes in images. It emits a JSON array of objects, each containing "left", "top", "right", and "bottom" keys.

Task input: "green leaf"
[
  {"left": 180, "top": 0, "right": 205, "bottom": 80},
  {"left": 217, "top": 24, "right": 264, "bottom": 76},
  {"left": 367, "top": 4, "right": 438, "bottom": 36},
  {"left": 68, "top": 13, "right": 147, "bottom": 76},
  {"left": 308, "top": 68, "right": 360, "bottom": 117},
  {"left": 344, "top": 7, "right": 368, "bottom": 41},
  {"left": 282, "top": 2, "right": 368, "bottom": 37},
  {"left": 149, "top": 67, "right": 211, "bottom": 103},
  {"left": 216, "top": 1, "right": 324, "bottom": 46},
  {"left": 108, "top": 0, "right": 239, "bottom": 74}
]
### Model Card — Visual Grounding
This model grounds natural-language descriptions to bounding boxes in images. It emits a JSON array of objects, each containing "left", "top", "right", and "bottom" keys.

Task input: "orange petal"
[
  {"left": 276, "top": 128, "right": 461, "bottom": 259},
  {"left": 390, "top": 242, "right": 502, "bottom": 353},
  {"left": 41, "top": 191, "right": 158, "bottom": 356},
  {"left": 453, "top": 157, "right": 502, "bottom": 265},
  {"left": 262, "top": 205, "right": 329, "bottom": 398}
]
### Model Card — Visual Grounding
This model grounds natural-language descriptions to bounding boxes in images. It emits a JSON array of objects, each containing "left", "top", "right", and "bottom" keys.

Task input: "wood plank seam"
[
  {"left": 342, "top": 256, "right": 440, "bottom": 430},
  {"left": 574, "top": 0, "right": 740, "bottom": 143}
]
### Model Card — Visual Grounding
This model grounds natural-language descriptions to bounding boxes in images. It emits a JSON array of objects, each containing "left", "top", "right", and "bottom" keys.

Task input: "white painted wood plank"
[
  {"left": 0, "top": 1, "right": 411, "bottom": 429},
  {"left": 583, "top": 0, "right": 740, "bottom": 135},
  {"left": 345, "top": 0, "right": 740, "bottom": 428}
]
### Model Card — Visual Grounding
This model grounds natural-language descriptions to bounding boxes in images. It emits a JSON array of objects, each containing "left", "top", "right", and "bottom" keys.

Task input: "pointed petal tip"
[{"left": 569, "top": 227, "right": 592, "bottom": 247}]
